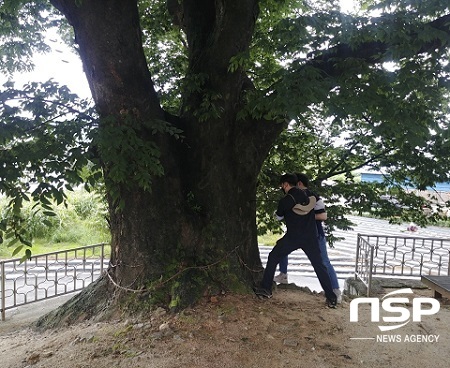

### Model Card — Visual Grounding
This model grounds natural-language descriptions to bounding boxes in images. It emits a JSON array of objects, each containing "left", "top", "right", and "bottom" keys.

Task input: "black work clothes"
[
  {"left": 261, "top": 187, "right": 337, "bottom": 303},
  {"left": 275, "top": 187, "right": 318, "bottom": 243}
]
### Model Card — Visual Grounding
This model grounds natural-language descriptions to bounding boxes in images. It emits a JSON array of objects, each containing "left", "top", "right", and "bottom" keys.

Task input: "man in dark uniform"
[{"left": 254, "top": 173, "right": 337, "bottom": 308}]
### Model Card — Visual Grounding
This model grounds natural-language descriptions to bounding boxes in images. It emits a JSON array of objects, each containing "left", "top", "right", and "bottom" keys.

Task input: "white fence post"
[{"left": 1, "top": 261, "right": 5, "bottom": 321}]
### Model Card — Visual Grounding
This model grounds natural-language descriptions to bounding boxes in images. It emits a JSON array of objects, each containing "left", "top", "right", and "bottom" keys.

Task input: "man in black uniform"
[{"left": 254, "top": 173, "right": 337, "bottom": 308}]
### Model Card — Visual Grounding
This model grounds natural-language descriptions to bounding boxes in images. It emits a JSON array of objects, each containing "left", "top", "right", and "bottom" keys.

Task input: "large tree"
[{"left": 1, "top": 0, "right": 450, "bottom": 323}]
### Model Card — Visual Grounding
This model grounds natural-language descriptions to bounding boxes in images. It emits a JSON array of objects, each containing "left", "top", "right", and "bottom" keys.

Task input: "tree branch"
[{"left": 309, "top": 13, "right": 450, "bottom": 77}]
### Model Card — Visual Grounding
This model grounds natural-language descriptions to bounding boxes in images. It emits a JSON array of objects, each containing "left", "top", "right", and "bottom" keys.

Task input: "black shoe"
[
  {"left": 326, "top": 298, "right": 337, "bottom": 309},
  {"left": 253, "top": 287, "right": 273, "bottom": 299}
]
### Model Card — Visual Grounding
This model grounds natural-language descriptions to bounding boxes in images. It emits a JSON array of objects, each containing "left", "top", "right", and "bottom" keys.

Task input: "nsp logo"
[{"left": 350, "top": 288, "right": 440, "bottom": 331}]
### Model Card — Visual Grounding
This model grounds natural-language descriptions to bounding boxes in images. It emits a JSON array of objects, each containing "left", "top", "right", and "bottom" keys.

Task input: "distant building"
[
  {"left": 360, "top": 172, "right": 450, "bottom": 214},
  {"left": 360, "top": 172, "right": 450, "bottom": 192}
]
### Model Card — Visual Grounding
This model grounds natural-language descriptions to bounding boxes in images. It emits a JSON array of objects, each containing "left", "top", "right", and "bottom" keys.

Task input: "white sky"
[
  {"left": 1, "top": 28, "right": 91, "bottom": 99},
  {"left": 32, "top": 43, "right": 91, "bottom": 99},
  {"left": 15, "top": 37, "right": 91, "bottom": 99}
]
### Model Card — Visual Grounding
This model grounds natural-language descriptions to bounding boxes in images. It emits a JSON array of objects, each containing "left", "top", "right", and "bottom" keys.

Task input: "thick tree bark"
[{"left": 44, "top": 0, "right": 284, "bottom": 321}]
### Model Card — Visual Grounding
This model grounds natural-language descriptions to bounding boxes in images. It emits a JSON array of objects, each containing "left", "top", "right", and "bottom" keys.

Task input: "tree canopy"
[
  {"left": 256, "top": 0, "right": 450, "bottom": 238},
  {"left": 1, "top": 0, "right": 450, "bottom": 315}
]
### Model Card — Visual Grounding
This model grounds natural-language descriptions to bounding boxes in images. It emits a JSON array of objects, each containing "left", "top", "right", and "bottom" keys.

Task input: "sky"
[{"left": 8, "top": 33, "right": 91, "bottom": 99}]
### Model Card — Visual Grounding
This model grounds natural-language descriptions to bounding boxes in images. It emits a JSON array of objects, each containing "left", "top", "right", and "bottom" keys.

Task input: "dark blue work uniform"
[{"left": 260, "top": 187, "right": 337, "bottom": 303}]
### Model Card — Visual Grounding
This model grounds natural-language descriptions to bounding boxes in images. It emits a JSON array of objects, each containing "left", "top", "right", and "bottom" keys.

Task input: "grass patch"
[
  {"left": 257, "top": 232, "right": 280, "bottom": 247},
  {"left": 0, "top": 238, "right": 111, "bottom": 259},
  {"left": 0, "top": 188, "right": 111, "bottom": 259}
]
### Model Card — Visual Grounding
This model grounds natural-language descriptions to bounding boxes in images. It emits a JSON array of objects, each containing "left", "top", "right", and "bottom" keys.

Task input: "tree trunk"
[{"left": 43, "top": 0, "right": 285, "bottom": 324}]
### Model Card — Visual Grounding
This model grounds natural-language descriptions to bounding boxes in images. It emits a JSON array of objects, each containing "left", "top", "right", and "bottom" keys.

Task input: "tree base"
[
  {"left": 34, "top": 275, "right": 115, "bottom": 330},
  {"left": 34, "top": 266, "right": 255, "bottom": 330}
]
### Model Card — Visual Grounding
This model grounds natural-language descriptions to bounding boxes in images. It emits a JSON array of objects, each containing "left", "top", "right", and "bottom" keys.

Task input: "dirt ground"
[{"left": 1, "top": 286, "right": 449, "bottom": 368}]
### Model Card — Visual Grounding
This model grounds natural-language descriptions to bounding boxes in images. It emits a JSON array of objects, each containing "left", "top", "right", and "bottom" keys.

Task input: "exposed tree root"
[{"left": 34, "top": 275, "right": 115, "bottom": 330}]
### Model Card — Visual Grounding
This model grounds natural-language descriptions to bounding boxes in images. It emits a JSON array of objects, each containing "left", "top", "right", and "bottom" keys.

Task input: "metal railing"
[
  {"left": 0, "top": 243, "right": 109, "bottom": 321},
  {"left": 355, "top": 234, "right": 450, "bottom": 296}
]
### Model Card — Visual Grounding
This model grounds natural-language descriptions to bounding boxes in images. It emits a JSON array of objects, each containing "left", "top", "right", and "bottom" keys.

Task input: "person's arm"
[
  {"left": 275, "top": 194, "right": 293, "bottom": 220},
  {"left": 275, "top": 197, "right": 286, "bottom": 220},
  {"left": 275, "top": 211, "right": 284, "bottom": 221},
  {"left": 314, "top": 198, "right": 327, "bottom": 221},
  {"left": 315, "top": 212, "right": 327, "bottom": 221}
]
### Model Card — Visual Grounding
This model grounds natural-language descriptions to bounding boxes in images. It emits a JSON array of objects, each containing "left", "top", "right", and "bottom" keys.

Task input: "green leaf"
[
  {"left": 11, "top": 244, "right": 23, "bottom": 257},
  {"left": 20, "top": 249, "right": 32, "bottom": 263},
  {"left": 43, "top": 211, "right": 57, "bottom": 217}
]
